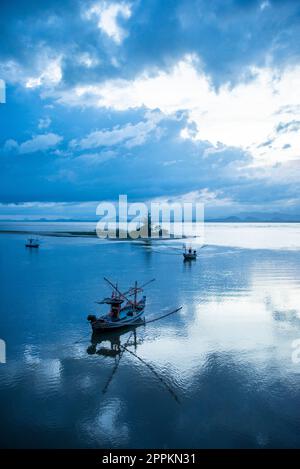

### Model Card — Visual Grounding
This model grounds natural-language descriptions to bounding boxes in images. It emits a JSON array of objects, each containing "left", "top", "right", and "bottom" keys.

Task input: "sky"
[{"left": 1, "top": 0, "right": 300, "bottom": 219}]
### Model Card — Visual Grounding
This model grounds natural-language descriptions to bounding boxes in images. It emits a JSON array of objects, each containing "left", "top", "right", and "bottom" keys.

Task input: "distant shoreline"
[
  {"left": 0, "top": 219, "right": 300, "bottom": 223},
  {"left": 0, "top": 229, "right": 97, "bottom": 238},
  {"left": 0, "top": 229, "right": 191, "bottom": 240},
  {"left": 0, "top": 220, "right": 299, "bottom": 241},
  {"left": 1, "top": 219, "right": 300, "bottom": 223}
]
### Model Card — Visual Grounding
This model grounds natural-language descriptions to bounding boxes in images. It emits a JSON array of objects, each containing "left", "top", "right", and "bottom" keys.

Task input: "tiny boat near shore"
[
  {"left": 183, "top": 246, "right": 197, "bottom": 260},
  {"left": 87, "top": 277, "right": 155, "bottom": 332},
  {"left": 25, "top": 238, "right": 40, "bottom": 248}
]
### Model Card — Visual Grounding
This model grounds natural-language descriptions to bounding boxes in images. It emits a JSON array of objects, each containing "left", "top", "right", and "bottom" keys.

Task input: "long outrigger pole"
[
  {"left": 101, "top": 330, "right": 180, "bottom": 403},
  {"left": 119, "top": 344, "right": 180, "bottom": 404},
  {"left": 144, "top": 306, "right": 182, "bottom": 325},
  {"left": 102, "top": 331, "right": 134, "bottom": 395}
]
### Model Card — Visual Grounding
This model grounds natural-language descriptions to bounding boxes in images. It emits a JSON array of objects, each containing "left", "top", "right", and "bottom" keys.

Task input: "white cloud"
[
  {"left": 70, "top": 111, "right": 162, "bottom": 150},
  {"left": 0, "top": 201, "right": 101, "bottom": 220},
  {"left": 19, "top": 133, "right": 63, "bottom": 153},
  {"left": 38, "top": 117, "right": 52, "bottom": 129},
  {"left": 260, "top": 1, "right": 270, "bottom": 11},
  {"left": 162, "top": 160, "right": 180, "bottom": 167},
  {"left": 85, "top": 1, "right": 132, "bottom": 44},
  {"left": 3, "top": 139, "right": 18, "bottom": 151},
  {"left": 3, "top": 133, "right": 63, "bottom": 154},
  {"left": 25, "top": 57, "right": 62, "bottom": 89},
  {"left": 0, "top": 60, "right": 22, "bottom": 85},
  {"left": 0, "top": 54, "right": 62, "bottom": 89},
  {"left": 76, "top": 150, "right": 116, "bottom": 165},
  {"left": 165, "top": 188, "right": 235, "bottom": 208},
  {"left": 77, "top": 52, "right": 99, "bottom": 68},
  {"left": 52, "top": 55, "right": 300, "bottom": 165}
]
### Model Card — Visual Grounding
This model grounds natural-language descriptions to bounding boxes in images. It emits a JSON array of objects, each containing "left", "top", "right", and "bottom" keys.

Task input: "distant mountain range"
[
  {"left": 1, "top": 212, "right": 300, "bottom": 223},
  {"left": 206, "top": 212, "right": 300, "bottom": 222}
]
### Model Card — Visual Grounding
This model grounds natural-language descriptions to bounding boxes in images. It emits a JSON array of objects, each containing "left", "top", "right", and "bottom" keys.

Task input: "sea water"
[{"left": 0, "top": 223, "right": 300, "bottom": 448}]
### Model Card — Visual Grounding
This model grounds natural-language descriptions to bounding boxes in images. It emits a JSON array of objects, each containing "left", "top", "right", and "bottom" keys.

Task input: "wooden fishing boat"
[
  {"left": 183, "top": 246, "right": 197, "bottom": 260},
  {"left": 87, "top": 277, "right": 155, "bottom": 332},
  {"left": 25, "top": 238, "right": 40, "bottom": 248}
]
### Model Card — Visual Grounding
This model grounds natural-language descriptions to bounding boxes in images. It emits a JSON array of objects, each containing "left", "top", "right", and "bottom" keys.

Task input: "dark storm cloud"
[{"left": 1, "top": 0, "right": 300, "bottom": 88}]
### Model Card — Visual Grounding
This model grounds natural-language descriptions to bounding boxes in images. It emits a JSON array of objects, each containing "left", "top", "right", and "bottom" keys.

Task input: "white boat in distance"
[
  {"left": 183, "top": 245, "right": 197, "bottom": 260},
  {"left": 25, "top": 238, "right": 40, "bottom": 248}
]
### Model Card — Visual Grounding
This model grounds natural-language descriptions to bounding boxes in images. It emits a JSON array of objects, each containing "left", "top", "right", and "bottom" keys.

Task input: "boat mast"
[
  {"left": 147, "top": 210, "right": 151, "bottom": 238},
  {"left": 134, "top": 281, "right": 138, "bottom": 307}
]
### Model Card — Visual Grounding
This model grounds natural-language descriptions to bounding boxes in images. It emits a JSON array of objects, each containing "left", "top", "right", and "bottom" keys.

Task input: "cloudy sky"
[{"left": 1, "top": 0, "right": 300, "bottom": 219}]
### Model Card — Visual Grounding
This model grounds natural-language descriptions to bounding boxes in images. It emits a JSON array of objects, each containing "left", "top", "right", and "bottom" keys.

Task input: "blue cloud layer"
[{"left": 1, "top": 0, "right": 300, "bottom": 217}]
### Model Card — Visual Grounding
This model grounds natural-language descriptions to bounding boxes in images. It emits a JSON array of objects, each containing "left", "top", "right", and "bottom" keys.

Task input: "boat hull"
[
  {"left": 183, "top": 253, "right": 197, "bottom": 260},
  {"left": 88, "top": 297, "right": 146, "bottom": 332},
  {"left": 90, "top": 309, "right": 145, "bottom": 332}
]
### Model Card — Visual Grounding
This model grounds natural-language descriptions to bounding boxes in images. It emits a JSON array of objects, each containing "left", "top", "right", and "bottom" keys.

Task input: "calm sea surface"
[{"left": 0, "top": 223, "right": 300, "bottom": 448}]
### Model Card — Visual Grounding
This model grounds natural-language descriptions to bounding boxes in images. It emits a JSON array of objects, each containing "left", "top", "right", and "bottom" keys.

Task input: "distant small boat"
[
  {"left": 87, "top": 277, "right": 155, "bottom": 332},
  {"left": 183, "top": 246, "right": 197, "bottom": 260},
  {"left": 25, "top": 238, "right": 40, "bottom": 248}
]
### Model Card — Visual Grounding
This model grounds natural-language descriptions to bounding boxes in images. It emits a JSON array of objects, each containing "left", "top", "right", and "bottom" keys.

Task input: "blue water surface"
[{"left": 0, "top": 224, "right": 300, "bottom": 448}]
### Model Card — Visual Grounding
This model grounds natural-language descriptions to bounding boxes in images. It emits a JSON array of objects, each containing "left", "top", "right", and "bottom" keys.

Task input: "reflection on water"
[
  {"left": 87, "top": 326, "right": 145, "bottom": 359},
  {"left": 88, "top": 327, "right": 180, "bottom": 403},
  {"left": 0, "top": 224, "right": 300, "bottom": 448}
]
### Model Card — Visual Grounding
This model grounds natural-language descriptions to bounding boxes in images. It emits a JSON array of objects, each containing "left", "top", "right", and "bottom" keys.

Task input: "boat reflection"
[
  {"left": 87, "top": 324, "right": 142, "bottom": 358},
  {"left": 87, "top": 325, "right": 180, "bottom": 403}
]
